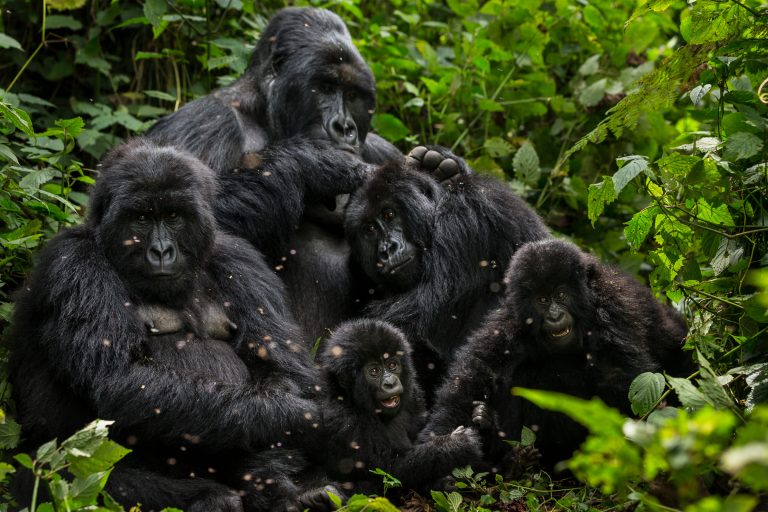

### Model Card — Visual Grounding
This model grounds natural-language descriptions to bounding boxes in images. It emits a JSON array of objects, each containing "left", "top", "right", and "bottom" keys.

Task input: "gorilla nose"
[
  {"left": 147, "top": 240, "right": 177, "bottom": 271},
  {"left": 378, "top": 240, "right": 400, "bottom": 262},
  {"left": 328, "top": 114, "right": 358, "bottom": 147}
]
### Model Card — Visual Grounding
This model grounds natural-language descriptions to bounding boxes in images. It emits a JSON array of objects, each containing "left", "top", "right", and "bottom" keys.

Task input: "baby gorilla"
[
  {"left": 422, "top": 239, "right": 692, "bottom": 469},
  {"left": 316, "top": 319, "right": 482, "bottom": 498}
]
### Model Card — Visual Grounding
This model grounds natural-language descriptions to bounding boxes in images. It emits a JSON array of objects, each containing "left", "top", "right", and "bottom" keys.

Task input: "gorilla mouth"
[
  {"left": 386, "top": 257, "right": 413, "bottom": 275},
  {"left": 551, "top": 326, "right": 571, "bottom": 338},
  {"left": 380, "top": 395, "right": 400, "bottom": 408}
]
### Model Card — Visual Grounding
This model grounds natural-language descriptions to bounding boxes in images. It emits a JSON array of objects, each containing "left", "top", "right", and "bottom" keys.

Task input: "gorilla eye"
[
  {"left": 346, "top": 90, "right": 358, "bottom": 101},
  {"left": 557, "top": 291, "right": 567, "bottom": 301},
  {"left": 387, "top": 360, "right": 399, "bottom": 371},
  {"left": 137, "top": 214, "right": 147, "bottom": 222},
  {"left": 366, "top": 224, "right": 376, "bottom": 234},
  {"left": 382, "top": 209, "right": 395, "bottom": 221},
  {"left": 169, "top": 212, "right": 177, "bottom": 219},
  {"left": 368, "top": 366, "right": 381, "bottom": 377},
  {"left": 537, "top": 296, "right": 549, "bottom": 305}
]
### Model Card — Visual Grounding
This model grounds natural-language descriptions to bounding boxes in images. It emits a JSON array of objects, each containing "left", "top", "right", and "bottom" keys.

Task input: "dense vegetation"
[{"left": 0, "top": 0, "right": 766, "bottom": 510}]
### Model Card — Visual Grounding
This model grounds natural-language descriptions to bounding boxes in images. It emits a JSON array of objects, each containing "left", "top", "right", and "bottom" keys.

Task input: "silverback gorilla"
[
  {"left": 317, "top": 319, "right": 481, "bottom": 497},
  {"left": 344, "top": 147, "right": 549, "bottom": 400},
  {"left": 148, "top": 7, "right": 402, "bottom": 341},
  {"left": 422, "top": 239, "right": 691, "bottom": 469},
  {"left": 9, "top": 140, "right": 334, "bottom": 511}
]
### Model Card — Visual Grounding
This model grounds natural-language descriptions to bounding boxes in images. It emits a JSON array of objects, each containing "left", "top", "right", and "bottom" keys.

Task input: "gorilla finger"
[
  {"left": 451, "top": 425, "right": 466, "bottom": 435},
  {"left": 407, "top": 145, "right": 428, "bottom": 160},
  {"left": 422, "top": 150, "right": 443, "bottom": 171},
  {"left": 434, "top": 158, "right": 460, "bottom": 182}
]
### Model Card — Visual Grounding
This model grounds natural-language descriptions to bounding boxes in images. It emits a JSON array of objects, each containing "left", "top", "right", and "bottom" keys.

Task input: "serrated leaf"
[
  {"left": 579, "top": 54, "right": 601, "bottom": 76},
  {"left": 69, "top": 440, "right": 130, "bottom": 478},
  {"left": 371, "top": 114, "right": 409, "bottom": 142},
  {"left": 724, "top": 132, "right": 763, "bottom": 161},
  {"left": 513, "top": 142, "right": 540, "bottom": 186},
  {"left": 520, "top": 425, "right": 536, "bottom": 446},
  {"left": 0, "top": 33, "right": 22, "bottom": 51},
  {"left": 143, "top": 0, "right": 167, "bottom": 27},
  {"left": 0, "top": 102, "right": 35, "bottom": 136},
  {"left": 36, "top": 439, "right": 59, "bottom": 464},
  {"left": 514, "top": 388, "right": 625, "bottom": 434},
  {"left": 579, "top": 78, "right": 607, "bottom": 107},
  {"left": 587, "top": 177, "right": 616, "bottom": 225},
  {"left": 0, "top": 143, "right": 19, "bottom": 164},
  {"left": 484, "top": 137, "right": 513, "bottom": 158},
  {"left": 689, "top": 84, "right": 712, "bottom": 106},
  {"left": 0, "top": 462, "right": 15, "bottom": 481},
  {"left": 667, "top": 377, "right": 711, "bottom": 410},
  {"left": 710, "top": 238, "right": 744, "bottom": 276},
  {"left": 0, "top": 417, "right": 21, "bottom": 449},
  {"left": 477, "top": 98, "right": 504, "bottom": 112},
  {"left": 613, "top": 155, "right": 648, "bottom": 194},
  {"left": 70, "top": 470, "right": 111, "bottom": 503},
  {"left": 629, "top": 372, "right": 666, "bottom": 416},
  {"left": 625, "top": 206, "right": 659, "bottom": 250},
  {"left": 696, "top": 198, "right": 735, "bottom": 227},
  {"left": 19, "top": 169, "right": 59, "bottom": 191}
]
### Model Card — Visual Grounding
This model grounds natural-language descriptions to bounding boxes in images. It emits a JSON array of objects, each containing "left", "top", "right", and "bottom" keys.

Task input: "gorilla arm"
[
  {"left": 215, "top": 137, "right": 372, "bottom": 260},
  {"left": 24, "top": 229, "right": 316, "bottom": 451}
]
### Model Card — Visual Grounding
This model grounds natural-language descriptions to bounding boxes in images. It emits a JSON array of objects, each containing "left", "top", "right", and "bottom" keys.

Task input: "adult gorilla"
[
  {"left": 10, "top": 139, "right": 333, "bottom": 511},
  {"left": 148, "top": 7, "right": 402, "bottom": 340},
  {"left": 422, "top": 239, "right": 692, "bottom": 469},
  {"left": 344, "top": 147, "right": 549, "bottom": 399}
]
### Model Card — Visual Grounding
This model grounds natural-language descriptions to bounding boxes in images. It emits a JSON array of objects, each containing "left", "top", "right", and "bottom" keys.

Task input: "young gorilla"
[
  {"left": 316, "top": 319, "right": 482, "bottom": 497},
  {"left": 422, "top": 239, "right": 692, "bottom": 469},
  {"left": 10, "top": 139, "right": 333, "bottom": 511},
  {"left": 148, "top": 7, "right": 403, "bottom": 342},
  {"left": 344, "top": 147, "right": 550, "bottom": 399}
]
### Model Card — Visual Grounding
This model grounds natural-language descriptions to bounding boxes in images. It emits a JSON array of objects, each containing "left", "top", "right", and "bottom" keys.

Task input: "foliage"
[{"left": 0, "top": 0, "right": 767, "bottom": 510}]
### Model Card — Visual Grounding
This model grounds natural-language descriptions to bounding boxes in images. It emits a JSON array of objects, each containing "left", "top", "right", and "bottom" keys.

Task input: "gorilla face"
[
  {"left": 363, "top": 354, "right": 404, "bottom": 416},
  {"left": 254, "top": 8, "right": 377, "bottom": 154},
  {"left": 91, "top": 141, "right": 216, "bottom": 304},
  {"left": 532, "top": 287, "right": 578, "bottom": 350},
  {"left": 356, "top": 205, "right": 421, "bottom": 291}
]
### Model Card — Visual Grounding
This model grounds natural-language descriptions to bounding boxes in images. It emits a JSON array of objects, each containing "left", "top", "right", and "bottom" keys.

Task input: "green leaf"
[
  {"left": 724, "top": 132, "right": 763, "bottom": 161},
  {"left": 0, "top": 462, "right": 15, "bottom": 481},
  {"left": 143, "top": 0, "right": 167, "bottom": 28},
  {"left": 689, "top": 84, "right": 712, "bottom": 106},
  {"left": 477, "top": 98, "right": 504, "bottom": 112},
  {"left": 371, "top": 114, "right": 409, "bottom": 142},
  {"left": 36, "top": 439, "right": 59, "bottom": 465},
  {"left": 710, "top": 238, "right": 744, "bottom": 276},
  {"left": 0, "top": 417, "right": 21, "bottom": 449},
  {"left": 625, "top": 206, "right": 659, "bottom": 250},
  {"left": 45, "top": 14, "right": 83, "bottom": 30},
  {"left": 60, "top": 420, "right": 113, "bottom": 458},
  {"left": 446, "top": 0, "right": 478, "bottom": 17},
  {"left": 578, "top": 54, "right": 601, "bottom": 76},
  {"left": 14, "top": 453, "right": 33, "bottom": 469},
  {"left": 484, "top": 137, "right": 513, "bottom": 158},
  {"left": 587, "top": 177, "right": 616, "bottom": 225},
  {"left": 512, "top": 142, "right": 540, "bottom": 186},
  {"left": 613, "top": 155, "right": 648, "bottom": 194},
  {"left": 70, "top": 470, "right": 111, "bottom": 504},
  {"left": 628, "top": 372, "right": 666, "bottom": 416},
  {"left": 514, "top": 388, "right": 625, "bottom": 434},
  {"left": 0, "top": 33, "right": 22, "bottom": 51},
  {"left": 578, "top": 78, "right": 607, "bottom": 107},
  {"left": 69, "top": 440, "right": 131, "bottom": 478},
  {"left": 0, "top": 102, "right": 35, "bottom": 136},
  {"left": 667, "top": 377, "right": 711, "bottom": 410},
  {"left": 0, "top": 143, "right": 19, "bottom": 164},
  {"left": 520, "top": 426, "right": 536, "bottom": 447},
  {"left": 696, "top": 198, "right": 735, "bottom": 227}
]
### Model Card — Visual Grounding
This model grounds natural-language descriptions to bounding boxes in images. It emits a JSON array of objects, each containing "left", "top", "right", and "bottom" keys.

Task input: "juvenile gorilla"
[
  {"left": 344, "top": 147, "right": 549, "bottom": 398},
  {"left": 422, "top": 239, "right": 692, "bottom": 469},
  {"left": 148, "top": 7, "right": 402, "bottom": 341},
  {"left": 10, "top": 140, "right": 331, "bottom": 511},
  {"left": 316, "top": 319, "right": 481, "bottom": 496}
]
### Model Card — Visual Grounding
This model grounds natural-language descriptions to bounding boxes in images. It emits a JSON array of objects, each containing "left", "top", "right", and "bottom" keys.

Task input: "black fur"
[
  {"left": 9, "top": 139, "right": 328, "bottom": 511},
  {"left": 421, "top": 239, "right": 692, "bottom": 469},
  {"left": 316, "top": 319, "right": 481, "bottom": 497},
  {"left": 147, "top": 8, "right": 402, "bottom": 342},
  {"left": 344, "top": 147, "right": 549, "bottom": 400}
]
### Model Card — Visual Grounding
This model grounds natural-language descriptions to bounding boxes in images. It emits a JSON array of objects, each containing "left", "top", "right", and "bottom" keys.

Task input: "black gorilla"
[
  {"left": 316, "top": 319, "right": 481, "bottom": 497},
  {"left": 344, "top": 147, "right": 549, "bottom": 399},
  {"left": 421, "top": 239, "right": 692, "bottom": 469},
  {"left": 148, "top": 7, "right": 402, "bottom": 341},
  {"left": 10, "top": 139, "right": 332, "bottom": 511}
]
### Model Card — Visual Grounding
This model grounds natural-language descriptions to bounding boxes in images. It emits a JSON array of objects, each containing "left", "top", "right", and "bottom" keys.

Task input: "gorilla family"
[
  {"left": 421, "top": 239, "right": 691, "bottom": 469},
  {"left": 9, "top": 140, "right": 334, "bottom": 511},
  {"left": 316, "top": 319, "right": 482, "bottom": 496},
  {"left": 344, "top": 146, "right": 550, "bottom": 399},
  {"left": 148, "top": 7, "right": 402, "bottom": 342}
]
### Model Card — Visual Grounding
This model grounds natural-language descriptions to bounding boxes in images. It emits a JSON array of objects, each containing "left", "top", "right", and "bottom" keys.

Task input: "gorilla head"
[
  {"left": 90, "top": 140, "right": 217, "bottom": 305},
  {"left": 246, "top": 7, "right": 376, "bottom": 153},
  {"left": 503, "top": 239, "right": 595, "bottom": 356},
  {"left": 345, "top": 163, "right": 442, "bottom": 291},
  {"left": 318, "top": 319, "right": 418, "bottom": 417}
]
